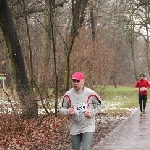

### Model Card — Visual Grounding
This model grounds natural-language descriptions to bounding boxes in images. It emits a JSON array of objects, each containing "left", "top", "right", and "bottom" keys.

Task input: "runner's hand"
[
  {"left": 68, "top": 106, "right": 75, "bottom": 115},
  {"left": 85, "top": 110, "right": 92, "bottom": 118},
  {"left": 134, "top": 88, "right": 138, "bottom": 92},
  {"left": 144, "top": 88, "right": 148, "bottom": 91}
]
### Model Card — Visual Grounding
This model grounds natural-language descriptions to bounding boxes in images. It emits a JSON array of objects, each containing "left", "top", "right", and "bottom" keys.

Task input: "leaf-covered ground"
[{"left": 0, "top": 112, "right": 131, "bottom": 150}]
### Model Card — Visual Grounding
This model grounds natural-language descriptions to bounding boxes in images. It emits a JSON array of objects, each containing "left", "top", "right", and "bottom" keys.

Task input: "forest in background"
[{"left": 0, "top": 0, "right": 150, "bottom": 118}]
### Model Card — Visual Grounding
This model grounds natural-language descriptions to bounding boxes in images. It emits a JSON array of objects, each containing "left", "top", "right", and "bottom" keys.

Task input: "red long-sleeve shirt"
[{"left": 134, "top": 79, "right": 150, "bottom": 95}]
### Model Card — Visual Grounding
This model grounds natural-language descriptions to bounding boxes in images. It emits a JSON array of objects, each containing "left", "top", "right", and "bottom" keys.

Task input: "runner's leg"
[
  {"left": 71, "top": 134, "right": 82, "bottom": 150},
  {"left": 143, "top": 95, "right": 147, "bottom": 110},
  {"left": 139, "top": 94, "right": 143, "bottom": 112},
  {"left": 81, "top": 132, "right": 93, "bottom": 150}
]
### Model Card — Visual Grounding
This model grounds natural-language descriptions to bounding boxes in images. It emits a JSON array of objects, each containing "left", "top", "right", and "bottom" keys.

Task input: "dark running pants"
[
  {"left": 139, "top": 94, "right": 147, "bottom": 112},
  {"left": 71, "top": 132, "right": 93, "bottom": 150}
]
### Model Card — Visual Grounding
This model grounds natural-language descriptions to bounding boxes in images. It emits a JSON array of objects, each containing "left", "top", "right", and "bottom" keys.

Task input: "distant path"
[{"left": 92, "top": 103, "right": 150, "bottom": 150}]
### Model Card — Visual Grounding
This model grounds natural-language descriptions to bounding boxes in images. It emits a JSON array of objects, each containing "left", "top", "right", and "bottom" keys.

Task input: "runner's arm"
[
  {"left": 91, "top": 95, "right": 103, "bottom": 115},
  {"left": 59, "top": 97, "right": 70, "bottom": 115}
]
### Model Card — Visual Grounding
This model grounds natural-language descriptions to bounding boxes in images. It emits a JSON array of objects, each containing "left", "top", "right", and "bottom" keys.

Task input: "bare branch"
[{"left": 14, "top": 0, "right": 68, "bottom": 19}]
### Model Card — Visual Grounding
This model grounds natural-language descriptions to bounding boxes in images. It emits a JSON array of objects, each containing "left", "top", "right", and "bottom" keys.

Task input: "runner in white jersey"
[{"left": 59, "top": 72, "right": 103, "bottom": 150}]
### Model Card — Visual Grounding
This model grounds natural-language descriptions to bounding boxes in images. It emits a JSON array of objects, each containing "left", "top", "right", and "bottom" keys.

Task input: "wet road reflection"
[{"left": 92, "top": 104, "right": 150, "bottom": 150}]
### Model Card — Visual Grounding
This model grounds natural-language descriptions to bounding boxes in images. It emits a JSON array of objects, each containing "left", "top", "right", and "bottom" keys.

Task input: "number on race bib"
[
  {"left": 140, "top": 87, "right": 146, "bottom": 91},
  {"left": 73, "top": 103, "right": 87, "bottom": 113}
]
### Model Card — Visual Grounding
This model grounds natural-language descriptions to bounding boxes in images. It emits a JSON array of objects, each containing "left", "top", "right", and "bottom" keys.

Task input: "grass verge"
[{"left": 98, "top": 86, "right": 140, "bottom": 115}]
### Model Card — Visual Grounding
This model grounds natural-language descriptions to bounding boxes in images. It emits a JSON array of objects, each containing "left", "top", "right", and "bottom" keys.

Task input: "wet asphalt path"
[{"left": 92, "top": 103, "right": 150, "bottom": 150}]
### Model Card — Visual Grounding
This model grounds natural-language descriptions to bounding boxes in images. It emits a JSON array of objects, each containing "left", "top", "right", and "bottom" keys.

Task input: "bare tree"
[{"left": 65, "top": 0, "right": 89, "bottom": 91}]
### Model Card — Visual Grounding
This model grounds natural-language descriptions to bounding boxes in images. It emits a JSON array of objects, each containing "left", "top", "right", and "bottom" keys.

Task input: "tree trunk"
[
  {"left": 37, "top": 0, "right": 52, "bottom": 96},
  {"left": 22, "top": 0, "right": 34, "bottom": 92},
  {"left": 0, "top": 0, "right": 38, "bottom": 119},
  {"left": 90, "top": 0, "right": 95, "bottom": 42},
  {"left": 130, "top": 5, "right": 138, "bottom": 81},
  {"left": 65, "top": 0, "right": 89, "bottom": 91},
  {"left": 49, "top": 0, "right": 59, "bottom": 116}
]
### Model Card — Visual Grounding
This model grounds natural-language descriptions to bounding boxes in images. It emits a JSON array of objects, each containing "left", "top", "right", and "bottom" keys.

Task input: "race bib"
[
  {"left": 73, "top": 103, "right": 87, "bottom": 113},
  {"left": 140, "top": 87, "right": 145, "bottom": 91}
]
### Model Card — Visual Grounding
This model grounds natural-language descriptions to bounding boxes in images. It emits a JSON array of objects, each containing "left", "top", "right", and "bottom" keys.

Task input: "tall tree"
[
  {"left": 22, "top": 0, "right": 34, "bottom": 91},
  {"left": 65, "top": 0, "right": 89, "bottom": 91},
  {"left": 37, "top": 0, "right": 52, "bottom": 95},
  {"left": 0, "top": 0, "right": 38, "bottom": 119}
]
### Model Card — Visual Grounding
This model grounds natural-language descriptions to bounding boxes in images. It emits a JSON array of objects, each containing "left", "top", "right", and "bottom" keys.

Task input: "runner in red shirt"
[{"left": 134, "top": 74, "right": 150, "bottom": 116}]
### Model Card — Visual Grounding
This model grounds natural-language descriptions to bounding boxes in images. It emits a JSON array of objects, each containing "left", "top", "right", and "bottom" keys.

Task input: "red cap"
[{"left": 72, "top": 72, "right": 84, "bottom": 80}]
